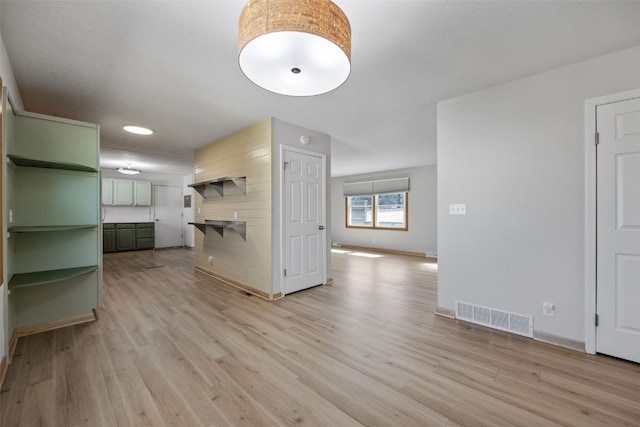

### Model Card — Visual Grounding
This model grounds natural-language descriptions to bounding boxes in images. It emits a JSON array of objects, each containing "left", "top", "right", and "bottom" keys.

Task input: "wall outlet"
[
  {"left": 234, "top": 211, "right": 238, "bottom": 219},
  {"left": 449, "top": 204, "right": 467, "bottom": 215},
  {"left": 543, "top": 302, "right": 555, "bottom": 317},
  {"left": 198, "top": 207, "right": 201, "bottom": 214},
  {"left": 208, "top": 256, "right": 214, "bottom": 265}
]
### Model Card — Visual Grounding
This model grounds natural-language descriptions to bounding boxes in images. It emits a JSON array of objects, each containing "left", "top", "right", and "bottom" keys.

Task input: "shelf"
[
  {"left": 8, "top": 154, "right": 98, "bottom": 173},
  {"left": 189, "top": 176, "right": 246, "bottom": 197},
  {"left": 9, "top": 225, "right": 98, "bottom": 233},
  {"left": 189, "top": 220, "right": 247, "bottom": 240},
  {"left": 9, "top": 265, "right": 98, "bottom": 290}
]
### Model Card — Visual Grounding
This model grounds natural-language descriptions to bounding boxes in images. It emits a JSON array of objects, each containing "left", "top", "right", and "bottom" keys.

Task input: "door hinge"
[
  {"left": 595, "top": 314, "right": 599, "bottom": 327},
  {"left": 595, "top": 132, "right": 600, "bottom": 145},
  {"left": 284, "top": 161, "right": 289, "bottom": 170},
  {"left": 284, "top": 269, "right": 287, "bottom": 277}
]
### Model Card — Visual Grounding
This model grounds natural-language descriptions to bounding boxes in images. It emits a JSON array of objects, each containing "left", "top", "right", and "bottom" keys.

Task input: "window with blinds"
[{"left": 344, "top": 177, "right": 409, "bottom": 230}]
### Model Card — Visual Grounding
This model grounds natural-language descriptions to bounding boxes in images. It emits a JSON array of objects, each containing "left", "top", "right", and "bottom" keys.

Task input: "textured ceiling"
[{"left": 2, "top": 1, "right": 640, "bottom": 177}]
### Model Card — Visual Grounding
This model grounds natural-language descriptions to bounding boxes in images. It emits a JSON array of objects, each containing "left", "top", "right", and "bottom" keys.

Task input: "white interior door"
[
  {"left": 596, "top": 97, "right": 640, "bottom": 363},
  {"left": 154, "top": 185, "right": 183, "bottom": 249},
  {"left": 283, "top": 149, "right": 325, "bottom": 295}
]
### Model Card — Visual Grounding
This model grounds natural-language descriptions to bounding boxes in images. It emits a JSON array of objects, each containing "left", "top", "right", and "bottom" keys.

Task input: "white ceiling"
[{"left": 2, "top": 1, "right": 640, "bottom": 177}]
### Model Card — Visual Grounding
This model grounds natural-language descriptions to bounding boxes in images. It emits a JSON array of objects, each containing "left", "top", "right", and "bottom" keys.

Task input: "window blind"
[{"left": 343, "top": 177, "right": 409, "bottom": 196}]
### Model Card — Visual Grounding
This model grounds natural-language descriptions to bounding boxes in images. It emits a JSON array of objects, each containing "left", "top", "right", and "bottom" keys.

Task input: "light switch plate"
[{"left": 449, "top": 204, "right": 467, "bottom": 215}]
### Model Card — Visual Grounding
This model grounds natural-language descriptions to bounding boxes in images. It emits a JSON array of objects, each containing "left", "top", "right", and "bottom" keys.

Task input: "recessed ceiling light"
[{"left": 123, "top": 125, "right": 153, "bottom": 135}]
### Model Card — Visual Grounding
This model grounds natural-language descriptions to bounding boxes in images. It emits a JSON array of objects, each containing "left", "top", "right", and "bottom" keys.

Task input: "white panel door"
[
  {"left": 283, "top": 149, "right": 325, "bottom": 295},
  {"left": 154, "top": 185, "right": 183, "bottom": 248},
  {"left": 596, "top": 98, "right": 640, "bottom": 363}
]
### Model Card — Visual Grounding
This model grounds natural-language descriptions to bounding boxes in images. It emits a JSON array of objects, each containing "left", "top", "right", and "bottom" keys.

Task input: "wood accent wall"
[{"left": 193, "top": 119, "right": 273, "bottom": 296}]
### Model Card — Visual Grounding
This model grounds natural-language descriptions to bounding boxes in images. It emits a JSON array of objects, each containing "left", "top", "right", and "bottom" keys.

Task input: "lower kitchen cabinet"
[
  {"left": 116, "top": 224, "right": 136, "bottom": 251},
  {"left": 103, "top": 224, "right": 115, "bottom": 253},
  {"left": 136, "top": 223, "right": 155, "bottom": 249},
  {"left": 104, "top": 222, "right": 154, "bottom": 253}
]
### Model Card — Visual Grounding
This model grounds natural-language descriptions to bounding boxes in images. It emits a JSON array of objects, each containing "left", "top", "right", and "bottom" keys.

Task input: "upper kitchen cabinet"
[
  {"left": 113, "top": 178, "right": 133, "bottom": 205},
  {"left": 134, "top": 180, "right": 151, "bottom": 206},
  {"left": 102, "top": 178, "right": 151, "bottom": 206},
  {"left": 102, "top": 177, "right": 114, "bottom": 205}
]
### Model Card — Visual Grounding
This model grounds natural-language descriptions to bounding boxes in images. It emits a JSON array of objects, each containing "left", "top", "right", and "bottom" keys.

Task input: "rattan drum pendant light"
[{"left": 239, "top": 0, "right": 351, "bottom": 96}]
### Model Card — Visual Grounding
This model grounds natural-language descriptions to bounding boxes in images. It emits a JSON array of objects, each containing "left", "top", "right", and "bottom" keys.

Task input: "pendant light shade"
[{"left": 239, "top": 0, "right": 351, "bottom": 96}]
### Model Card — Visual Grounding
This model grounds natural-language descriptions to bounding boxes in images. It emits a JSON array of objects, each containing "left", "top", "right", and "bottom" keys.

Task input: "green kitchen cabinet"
[
  {"left": 103, "top": 224, "right": 115, "bottom": 253},
  {"left": 135, "top": 222, "right": 155, "bottom": 249},
  {"left": 3, "top": 92, "right": 101, "bottom": 337},
  {"left": 102, "top": 222, "right": 154, "bottom": 252},
  {"left": 116, "top": 224, "right": 136, "bottom": 251}
]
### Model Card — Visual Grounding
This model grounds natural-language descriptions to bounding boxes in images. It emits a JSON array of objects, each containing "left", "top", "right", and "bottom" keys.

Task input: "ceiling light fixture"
[
  {"left": 116, "top": 166, "right": 141, "bottom": 175},
  {"left": 238, "top": 0, "right": 351, "bottom": 97},
  {"left": 123, "top": 125, "right": 154, "bottom": 135}
]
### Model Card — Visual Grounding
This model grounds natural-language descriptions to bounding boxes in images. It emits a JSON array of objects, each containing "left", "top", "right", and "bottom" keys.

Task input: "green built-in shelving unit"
[{"left": 3, "top": 95, "right": 101, "bottom": 333}]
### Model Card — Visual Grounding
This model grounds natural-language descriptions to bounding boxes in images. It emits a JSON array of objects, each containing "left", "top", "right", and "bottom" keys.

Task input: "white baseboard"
[{"left": 533, "top": 330, "right": 585, "bottom": 352}]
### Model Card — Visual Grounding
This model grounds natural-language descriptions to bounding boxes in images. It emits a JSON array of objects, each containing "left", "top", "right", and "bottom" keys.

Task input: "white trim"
[
  {"left": 533, "top": 330, "right": 585, "bottom": 353},
  {"left": 584, "top": 88, "right": 640, "bottom": 355},
  {"left": 280, "top": 145, "right": 328, "bottom": 296}
]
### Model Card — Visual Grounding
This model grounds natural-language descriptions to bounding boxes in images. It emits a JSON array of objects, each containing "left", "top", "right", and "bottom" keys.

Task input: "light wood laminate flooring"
[{"left": 2, "top": 248, "right": 639, "bottom": 426}]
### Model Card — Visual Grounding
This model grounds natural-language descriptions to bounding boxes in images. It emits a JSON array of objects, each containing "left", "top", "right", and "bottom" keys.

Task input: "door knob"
[{"left": 318, "top": 225, "right": 325, "bottom": 230}]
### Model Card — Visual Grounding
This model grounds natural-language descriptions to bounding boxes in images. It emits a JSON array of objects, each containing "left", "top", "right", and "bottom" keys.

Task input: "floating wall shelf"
[
  {"left": 189, "top": 220, "right": 247, "bottom": 241},
  {"left": 189, "top": 176, "right": 246, "bottom": 197}
]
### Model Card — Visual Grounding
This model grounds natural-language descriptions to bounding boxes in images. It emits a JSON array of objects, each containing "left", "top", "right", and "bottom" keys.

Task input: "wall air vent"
[{"left": 455, "top": 301, "right": 533, "bottom": 338}]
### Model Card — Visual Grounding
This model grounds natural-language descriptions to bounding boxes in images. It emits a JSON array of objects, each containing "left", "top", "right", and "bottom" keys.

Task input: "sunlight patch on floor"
[
  {"left": 349, "top": 252, "right": 384, "bottom": 258},
  {"left": 331, "top": 249, "right": 352, "bottom": 254},
  {"left": 421, "top": 262, "right": 438, "bottom": 271}
]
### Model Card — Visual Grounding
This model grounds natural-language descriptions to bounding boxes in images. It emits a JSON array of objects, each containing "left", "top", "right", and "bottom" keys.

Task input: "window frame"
[{"left": 345, "top": 191, "right": 408, "bottom": 231}]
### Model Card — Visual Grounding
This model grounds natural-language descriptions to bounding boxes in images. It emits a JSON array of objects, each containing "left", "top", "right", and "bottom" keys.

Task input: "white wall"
[
  {"left": 331, "top": 165, "right": 437, "bottom": 257},
  {"left": 1, "top": 37, "right": 23, "bottom": 111},
  {"left": 1, "top": 29, "right": 23, "bottom": 363},
  {"left": 437, "top": 44, "right": 640, "bottom": 345}
]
